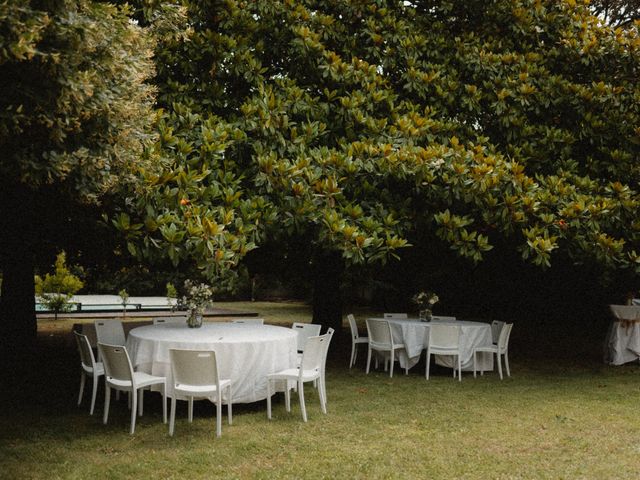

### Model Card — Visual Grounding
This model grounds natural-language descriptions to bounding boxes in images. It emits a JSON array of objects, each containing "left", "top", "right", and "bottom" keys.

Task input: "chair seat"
[
  {"left": 268, "top": 368, "right": 320, "bottom": 383},
  {"left": 473, "top": 345, "right": 500, "bottom": 354},
  {"left": 108, "top": 371, "right": 165, "bottom": 390},
  {"left": 83, "top": 362, "right": 104, "bottom": 376},
  {"left": 370, "top": 342, "right": 405, "bottom": 351},
  {"left": 175, "top": 379, "right": 231, "bottom": 396}
]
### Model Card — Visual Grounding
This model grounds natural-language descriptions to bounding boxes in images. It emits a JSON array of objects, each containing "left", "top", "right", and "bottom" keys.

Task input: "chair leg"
[
  {"left": 457, "top": 354, "right": 462, "bottom": 382},
  {"left": 103, "top": 385, "right": 111, "bottom": 424},
  {"left": 318, "top": 377, "right": 327, "bottom": 415},
  {"left": 138, "top": 388, "right": 144, "bottom": 417},
  {"left": 350, "top": 342, "right": 356, "bottom": 368},
  {"left": 90, "top": 374, "right": 99, "bottom": 415},
  {"left": 497, "top": 352, "right": 503, "bottom": 380},
  {"left": 188, "top": 397, "right": 193, "bottom": 423},
  {"left": 389, "top": 350, "right": 394, "bottom": 378},
  {"left": 298, "top": 380, "right": 307, "bottom": 422},
  {"left": 321, "top": 374, "right": 327, "bottom": 407},
  {"left": 266, "top": 379, "right": 272, "bottom": 420},
  {"left": 227, "top": 384, "right": 233, "bottom": 425},
  {"left": 285, "top": 383, "right": 291, "bottom": 412},
  {"left": 162, "top": 383, "right": 167, "bottom": 424},
  {"left": 504, "top": 350, "right": 511, "bottom": 377},
  {"left": 216, "top": 390, "right": 222, "bottom": 438},
  {"left": 130, "top": 389, "right": 137, "bottom": 435},
  {"left": 425, "top": 351, "right": 431, "bottom": 380},
  {"left": 169, "top": 396, "right": 177, "bottom": 436},
  {"left": 78, "top": 371, "right": 86, "bottom": 406},
  {"left": 366, "top": 347, "right": 372, "bottom": 374}
]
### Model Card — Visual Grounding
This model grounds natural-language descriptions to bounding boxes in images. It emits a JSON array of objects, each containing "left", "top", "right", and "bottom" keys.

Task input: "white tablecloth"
[
  {"left": 605, "top": 305, "right": 640, "bottom": 365},
  {"left": 370, "top": 318, "right": 494, "bottom": 372},
  {"left": 126, "top": 323, "right": 298, "bottom": 403}
]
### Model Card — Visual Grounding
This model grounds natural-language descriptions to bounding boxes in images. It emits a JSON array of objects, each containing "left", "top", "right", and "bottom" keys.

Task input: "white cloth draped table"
[
  {"left": 605, "top": 305, "right": 640, "bottom": 365},
  {"left": 369, "top": 318, "right": 494, "bottom": 372},
  {"left": 126, "top": 323, "right": 297, "bottom": 403}
]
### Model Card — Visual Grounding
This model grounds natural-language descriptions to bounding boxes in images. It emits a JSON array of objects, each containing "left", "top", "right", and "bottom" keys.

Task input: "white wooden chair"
[
  {"left": 490, "top": 320, "right": 505, "bottom": 344},
  {"left": 347, "top": 314, "right": 369, "bottom": 368},
  {"left": 431, "top": 316, "right": 457, "bottom": 322},
  {"left": 98, "top": 343, "right": 167, "bottom": 434},
  {"left": 169, "top": 349, "right": 232, "bottom": 437},
  {"left": 153, "top": 316, "right": 187, "bottom": 325},
  {"left": 232, "top": 318, "right": 264, "bottom": 325},
  {"left": 319, "top": 328, "right": 335, "bottom": 406},
  {"left": 425, "top": 324, "right": 462, "bottom": 381},
  {"left": 292, "top": 322, "right": 322, "bottom": 354},
  {"left": 266, "top": 332, "right": 332, "bottom": 422},
  {"left": 473, "top": 323, "right": 513, "bottom": 380},
  {"left": 74, "top": 331, "right": 104, "bottom": 415},
  {"left": 365, "top": 318, "right": 407, "bottom": 377},
  {"left": 95, "top": 319, "right": 126, "bottom": 362}
]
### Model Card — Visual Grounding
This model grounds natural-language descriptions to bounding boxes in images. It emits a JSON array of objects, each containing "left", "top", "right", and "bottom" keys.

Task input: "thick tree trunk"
[
  {"left": 0, "top": 184, "right": 37, "bottom": 358},
  {"left": 311, "top": 249, "right": 344, "bottom": 341}
]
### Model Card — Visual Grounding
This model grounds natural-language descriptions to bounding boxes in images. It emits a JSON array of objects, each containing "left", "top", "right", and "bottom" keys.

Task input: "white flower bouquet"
[
  {"left": 181, "top": 280, "right": 213, "bottom": 315},
  {"left": 412, "top": 291, "right": 439, "bottom": 310}
]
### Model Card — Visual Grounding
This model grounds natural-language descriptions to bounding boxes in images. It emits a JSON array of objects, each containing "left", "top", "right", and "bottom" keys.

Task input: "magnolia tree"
[
  {"left": 116, "top": 0, "right": 640, "bottom": 332},
  {"left": 0, "top": 0, "right": 156, "bottom": 351}
]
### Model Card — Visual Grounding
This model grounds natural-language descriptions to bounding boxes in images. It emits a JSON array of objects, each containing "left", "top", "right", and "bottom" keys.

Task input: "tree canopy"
[{"left": 118, "top": 0, "right": 639, "bottom": 324}]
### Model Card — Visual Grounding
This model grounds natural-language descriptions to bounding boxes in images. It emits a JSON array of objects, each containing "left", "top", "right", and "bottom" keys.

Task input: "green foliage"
[
  {"left": 118, "top": 289, "right": 129, "bottom": 306},
  {"left": 35, "top": 252, "right": 84, "bottom": 315},
  {"left": 165, "top": 282, "right": 177, "bottom": 299},
  {"left": 118, "top": 0, "right": 640, "bottom": 288},
  {"left": 0, "top": 0, "right": 156, "bottom": 198}
]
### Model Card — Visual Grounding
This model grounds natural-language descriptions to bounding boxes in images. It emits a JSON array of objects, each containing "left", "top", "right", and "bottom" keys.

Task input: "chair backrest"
[
  {"left": 170, "top": 349, "right": 219, "bottom": 388},
  {"left": 383, "top": 313, "right": 407, "bottom": 319},
  {"left": 74, "top": 331, "right": 97, "bottom": 370},
  {"left": 95, "top": 320, "right": 126, "bottom": 346},
  {"left": 497, "top": 323, "right": 513, "bottom": 351},
  {"left": 300, "top": 334, "right": 329, "bottom": 372},
  {"left": 347, "top": 314, "right": 360, "bottom": 340},
  {"left": 292, "top": 322, "right": 322, "bottom": 352},
  {"left": 153, "top": 316, "right": 187, "bottom": 325},
  {"left": 232, "top": 318, "right": 264, "bottom": 324},
  {"left": 491, "top": 320, "right": 505, "bottom": 343},
  {"left": 428, "top": 324, "right": 460, "bottom": 349},
  {"left": 321, "top": 328, "right": 335, "bottom": 369},
  {"left": 98, "top": 343, "right": 135, "bottom": 384},
  {"left": 432, "top": 316, "right": 457, "bottom": 322},
  {"left": 366, "top": 318, "right": 392, "bottom": 346}
]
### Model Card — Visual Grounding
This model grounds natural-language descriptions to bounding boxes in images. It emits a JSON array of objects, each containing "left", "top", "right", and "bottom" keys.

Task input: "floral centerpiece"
[
  {"left": 181, "top": 280, "right": 213, "bottom": 328},
  {"left": 412, "top": 291, "right": 439, "bottom": 321}
]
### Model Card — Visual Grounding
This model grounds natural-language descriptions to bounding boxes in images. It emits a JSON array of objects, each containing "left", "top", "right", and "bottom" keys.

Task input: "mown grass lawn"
[{"left": 1, "top": 301, "right": 639, "bottom": 479}]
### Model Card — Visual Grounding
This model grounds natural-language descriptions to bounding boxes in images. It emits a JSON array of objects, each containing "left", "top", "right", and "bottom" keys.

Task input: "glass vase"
[
  {"left": 419, "top": 309, "right": 432, "bottom": 322},
  {"left": 187, "top": 310, "right": 203, "bottom": 328}
]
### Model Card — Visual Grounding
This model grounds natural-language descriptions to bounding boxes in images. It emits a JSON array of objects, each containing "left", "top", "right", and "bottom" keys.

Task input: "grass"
[{"left": 2, "top": 301, "right": 640, "bottom": 479}]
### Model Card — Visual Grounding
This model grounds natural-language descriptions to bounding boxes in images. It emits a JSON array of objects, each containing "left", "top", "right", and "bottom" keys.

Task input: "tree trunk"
[
  {"left": 0, "top": 184, "right": 37, "bottom": 358},
  {"left": 311, "top": 249, "right": 344, "bottom": 341}
]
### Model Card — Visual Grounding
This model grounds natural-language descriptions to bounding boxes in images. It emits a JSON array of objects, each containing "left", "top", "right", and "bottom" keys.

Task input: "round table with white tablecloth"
[
  {"left": 126, "top": 323, "right": 298, "bottom": 403},
  {"left": 369, "top": 318, "right": 494, "bottom": 372}
]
